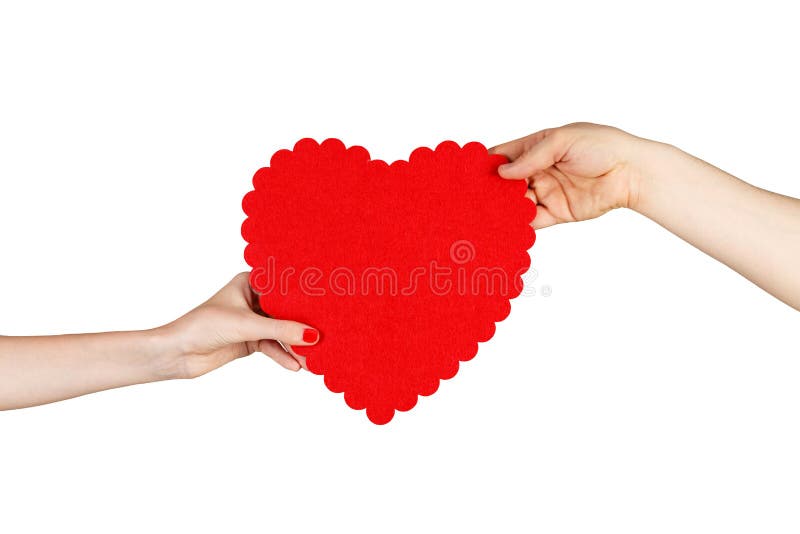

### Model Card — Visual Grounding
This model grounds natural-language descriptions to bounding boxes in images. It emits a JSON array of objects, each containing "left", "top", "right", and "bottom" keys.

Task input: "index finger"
[{"left": 489, "top": 129, "right": 551, "bottom": 160}]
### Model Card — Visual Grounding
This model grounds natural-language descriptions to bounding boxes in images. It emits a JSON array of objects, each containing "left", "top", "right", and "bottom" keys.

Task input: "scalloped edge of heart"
[{"left": 243, "top": 138, "right": 537, "bottom": 424}]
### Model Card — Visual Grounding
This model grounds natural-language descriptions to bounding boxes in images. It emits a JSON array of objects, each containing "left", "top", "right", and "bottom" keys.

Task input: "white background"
[{"left": 1, "top": 1, "right": 798, "bottom": 532}]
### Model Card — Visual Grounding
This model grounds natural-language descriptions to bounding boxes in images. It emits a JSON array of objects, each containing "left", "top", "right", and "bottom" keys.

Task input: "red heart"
[{"left": 242, "top": 139, "right": 535, "bottom": 424}]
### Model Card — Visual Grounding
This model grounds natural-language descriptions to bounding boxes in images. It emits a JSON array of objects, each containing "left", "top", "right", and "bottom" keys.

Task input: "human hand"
[
  {"left": 0, "top": 273, "right": 319, "bottom": 410},
  {"left": 158, "top": 273, "right": 319, "bottom": 379},
  {"left": 490, "top": 123, "right": 653, "bottom": 229}
]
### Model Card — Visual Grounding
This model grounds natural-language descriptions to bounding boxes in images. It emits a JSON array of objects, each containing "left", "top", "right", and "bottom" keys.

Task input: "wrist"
[
  {"left": 139, "top": 325, "right": 188, "bottom": 381},
  {"left": 626, "top": 138, "right": 685, "bottom": 216}
]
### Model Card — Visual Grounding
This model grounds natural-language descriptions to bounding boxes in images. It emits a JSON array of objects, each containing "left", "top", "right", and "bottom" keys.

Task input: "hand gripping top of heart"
[{"left": 242, "top": 138, "right": 536, "bottom": 424}]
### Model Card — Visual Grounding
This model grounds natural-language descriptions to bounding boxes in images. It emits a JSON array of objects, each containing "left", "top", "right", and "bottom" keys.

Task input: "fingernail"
[{"left": 302, "top": 328, "right": 319, "bottom": 344}]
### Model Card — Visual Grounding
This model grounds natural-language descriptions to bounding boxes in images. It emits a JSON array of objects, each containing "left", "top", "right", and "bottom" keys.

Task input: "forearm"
[
  {"left": 634, "top": 141, "right": 800, "bottom": 310},
  {"left": 0, "top": 329, "right": 181, "bottom": 410}
]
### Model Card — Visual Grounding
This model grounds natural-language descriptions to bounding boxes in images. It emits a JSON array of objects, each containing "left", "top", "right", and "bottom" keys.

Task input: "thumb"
[
  {"left": 497, "top": 132, "right": 567, "bottom": 180},
  {"left": 236, "top": 313, "right": 320, "bottom": 346}
]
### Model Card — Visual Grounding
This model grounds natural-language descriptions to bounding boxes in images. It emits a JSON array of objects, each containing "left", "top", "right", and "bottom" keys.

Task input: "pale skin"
[
  {"left": 0, "top": 273, "right": 317, "bottom": 410},
  {"left": 490, "top": 123, "right": 800, "bottom": 311},
  {"left": 2, "top": 123, "right": 797, "bottom": 410}
]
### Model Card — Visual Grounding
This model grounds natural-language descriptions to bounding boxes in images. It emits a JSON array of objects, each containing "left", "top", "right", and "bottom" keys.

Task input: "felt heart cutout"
[{"left": 242, "top": 139, "right": 535, "bottom": 424}]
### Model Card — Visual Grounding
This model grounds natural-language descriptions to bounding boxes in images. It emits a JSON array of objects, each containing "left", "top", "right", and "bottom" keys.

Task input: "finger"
[
  {"left": 259, "top": 339, "right": 301, "bottom": 371},
  {"left": 522, "top": 188, "right": 559, "bottom": 229},
  {"left": 525, "top": 186, "right": 538, "bottom": 205},
  {"left": 489, "top": 129, "right": 550, "bottom": 160},
  {"left": 284, "top": 343, "right": 308, "bottom": 370},
  {"left": 498, "top": 132, "right": 569, "bottom": 180},
  {"left": 489, "top": 137, "right": 527, "bottom": 160},
  {"left": 531, "top": 204, "right": 560, "bottom": 229},
  {"left": 237, "top": 314, "right": 320, "bottom": 347}
]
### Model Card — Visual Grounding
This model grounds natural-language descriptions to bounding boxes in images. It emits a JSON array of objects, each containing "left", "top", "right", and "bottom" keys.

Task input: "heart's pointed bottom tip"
[{"left": 367, "top": 406, "right": 395, "bottom": 425}]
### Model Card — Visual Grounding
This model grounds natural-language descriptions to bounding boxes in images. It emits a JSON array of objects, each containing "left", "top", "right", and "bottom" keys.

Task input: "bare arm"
[
  {"left": 635, "top": 142, "right": 800, "bottom": 308},
  {"left": 491, "top": 123, "right": 800, "bottom": 310},
  {"left": 0, "top": 273, "right": 319, "bottom": 410},
  {"left": 0, "top": 330, "right": 168, "bottom": 409}
]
